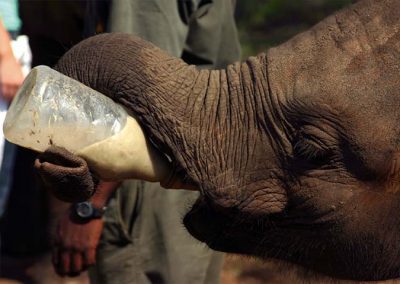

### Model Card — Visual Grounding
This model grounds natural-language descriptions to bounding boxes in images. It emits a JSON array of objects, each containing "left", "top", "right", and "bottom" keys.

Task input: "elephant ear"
[{"left": 34, "top": 146, "right": 97, "bottom": 202}]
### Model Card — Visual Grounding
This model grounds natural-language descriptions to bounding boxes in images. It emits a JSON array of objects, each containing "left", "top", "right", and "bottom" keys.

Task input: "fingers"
[
  {"left": 72, "top": 252, "right": 84, "bottom": 276},
  {"left": 53, "top": 249, "right": 89, "bottom": 277},
  {"left": 52, "top": 240, "right": 96, "bottom": 277},
  {"left": 84, "top": 248, "right": 97, "bottom": 267},
  {"left": 59, "top": 250, "right": 71, "bottom": 276}
]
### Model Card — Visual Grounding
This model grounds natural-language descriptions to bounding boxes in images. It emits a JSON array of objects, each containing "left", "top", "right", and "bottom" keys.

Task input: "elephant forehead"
[
  {"left": 288, "top": 42, "right": 400, "bottom": 110},
  {"left": 267, "top": 0, "right": 400, "bottom": 113}
]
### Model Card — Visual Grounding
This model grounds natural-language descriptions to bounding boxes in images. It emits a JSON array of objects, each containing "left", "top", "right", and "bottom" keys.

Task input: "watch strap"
[{"left": 91, "top": 204, "right": 107, "bottom": 218}]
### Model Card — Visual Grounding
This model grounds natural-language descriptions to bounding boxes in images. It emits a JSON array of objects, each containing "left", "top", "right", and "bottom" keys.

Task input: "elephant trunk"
[
  {"left": 55, "top": 34, "right": 208, "bottom": 187},
  {"left": 56, "top": 34, "right": 286, "bottom": 212}
]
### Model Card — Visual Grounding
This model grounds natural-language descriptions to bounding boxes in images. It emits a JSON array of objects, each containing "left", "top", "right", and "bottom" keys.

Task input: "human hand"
[
  {"left": 0, "top": 49, "right": 24, "bottom": 102},
  {"left": 34, "top": 146, "right": 97, "bottom": 202},
  {"left": 52, "top": 208, "right": 104, "bottom": 276}
]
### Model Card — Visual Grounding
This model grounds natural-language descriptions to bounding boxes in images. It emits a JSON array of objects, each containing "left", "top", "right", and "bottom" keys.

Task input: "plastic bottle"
[{"left": 4, "top": 65, "right": 170, "bottom": 182}]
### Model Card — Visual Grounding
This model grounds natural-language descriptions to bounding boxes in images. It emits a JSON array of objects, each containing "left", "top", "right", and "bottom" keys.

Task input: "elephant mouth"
[{"left": 183, "top": 197, "right": 268, "bottom": 254}]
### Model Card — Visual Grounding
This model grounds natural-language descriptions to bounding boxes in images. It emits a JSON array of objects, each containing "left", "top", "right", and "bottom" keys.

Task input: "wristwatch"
[{"left": 74, "top": 201, "right": 107, "bottom": 220}]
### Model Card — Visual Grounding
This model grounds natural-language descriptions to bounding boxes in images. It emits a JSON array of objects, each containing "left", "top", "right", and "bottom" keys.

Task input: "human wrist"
[
  {"left": 70, "top": 181, "right": 120, "bottom": 221},
  {"left": 90, "top": 189, "right": 109, "bottom": 209},
  {"left": 90, "top": 181, "right": 121, "bottom": 208}
]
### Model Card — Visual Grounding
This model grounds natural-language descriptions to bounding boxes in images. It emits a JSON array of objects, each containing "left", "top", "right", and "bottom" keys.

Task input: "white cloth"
[{"left": 10, "top": 35, "right": 32, "bottom": 77}]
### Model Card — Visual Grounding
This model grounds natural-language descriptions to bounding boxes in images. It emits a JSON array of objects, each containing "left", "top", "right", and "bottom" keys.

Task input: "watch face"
[{"left": 76, "top": 202, "right": 94, "bottom": 218}]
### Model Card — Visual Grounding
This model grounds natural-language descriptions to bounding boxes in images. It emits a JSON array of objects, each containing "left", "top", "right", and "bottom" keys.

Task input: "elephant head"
[{"left": 51, "top": 0, "right": 400, "bottom": 280}]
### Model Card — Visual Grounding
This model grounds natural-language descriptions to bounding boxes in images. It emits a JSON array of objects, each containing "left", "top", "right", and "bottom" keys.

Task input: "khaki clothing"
[
  {"left": 90, "top": 0, "right": 240, "bottom": 283},
  {"left": 108, "top": 0, "right": 240, "bottom": 66},
  {"left": 91, "top": 182, "right": 224, "bottom": 284}
]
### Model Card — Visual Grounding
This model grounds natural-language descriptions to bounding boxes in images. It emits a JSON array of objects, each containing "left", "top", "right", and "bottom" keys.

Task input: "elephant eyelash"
[
  {"left": 293, "top": 137, "right": 331, "bottom": 164},
  {"left": 294, "top": 141, "right": 322, "bottom": 159}
]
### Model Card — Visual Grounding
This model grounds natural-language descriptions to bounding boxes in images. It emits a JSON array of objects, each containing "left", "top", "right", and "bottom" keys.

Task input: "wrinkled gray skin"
[{"left": 54, "top": 0, "right": 400, "bottom": 280}]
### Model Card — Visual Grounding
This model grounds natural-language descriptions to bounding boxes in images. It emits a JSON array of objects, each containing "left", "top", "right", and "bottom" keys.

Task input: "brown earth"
[
  {"left": 1, "top": 253, "right": 399, "bottom": 283},
  {"left": 221, "top": 254, "right": 400, "bottom": 284}
]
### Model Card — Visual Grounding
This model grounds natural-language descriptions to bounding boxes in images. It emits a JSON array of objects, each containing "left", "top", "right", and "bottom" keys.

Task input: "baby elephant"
[{"left": 35, "top": 0, "right": 400, "bottom": 281}]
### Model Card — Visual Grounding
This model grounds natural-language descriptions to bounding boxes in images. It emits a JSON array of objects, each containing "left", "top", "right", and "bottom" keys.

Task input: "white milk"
[{"left": 77, "top": 116, "right": 171, "bottom": 182}]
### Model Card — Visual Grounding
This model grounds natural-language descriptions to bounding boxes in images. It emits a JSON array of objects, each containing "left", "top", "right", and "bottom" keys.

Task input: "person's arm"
[
  {"left": 0, "top": 19, "right": 24, "bottom": 102},
  {"left": 52, "top": 181, "right": 121, "bottom": 277}
]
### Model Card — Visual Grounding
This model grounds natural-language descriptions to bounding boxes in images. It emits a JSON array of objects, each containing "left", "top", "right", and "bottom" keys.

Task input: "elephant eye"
[{"left": 293, "top": 133, "right": 332, "bottom": 166}]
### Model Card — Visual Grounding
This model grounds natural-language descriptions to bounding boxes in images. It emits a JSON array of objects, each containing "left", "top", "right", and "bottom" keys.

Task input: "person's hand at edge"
[{"left": 52, "top": 181, "right": 121, "bottom": 277}]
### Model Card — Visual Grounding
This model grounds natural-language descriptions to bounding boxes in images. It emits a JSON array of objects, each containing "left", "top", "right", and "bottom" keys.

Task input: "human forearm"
[
  {"left": 0, "top": 19, "right": 24, "bottom": 102},
  {"left": 0, "top": 20, "right": 13, "bottom": 58},
  {"left": 90, "top": 180, "right": 121, "bottom": 208}
]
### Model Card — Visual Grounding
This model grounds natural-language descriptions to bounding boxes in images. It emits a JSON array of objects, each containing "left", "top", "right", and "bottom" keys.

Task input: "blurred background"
[{"left": 236, "top": 0, "right": 353, "bottom": 57}]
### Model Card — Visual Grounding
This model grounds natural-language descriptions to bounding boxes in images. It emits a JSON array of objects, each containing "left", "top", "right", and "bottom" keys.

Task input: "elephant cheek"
[
  {"left": 233, "top": 179, "right": 288, "bottom": 217},
  {"left": 203, "top": 171, "right": 288, "bottom": 217}
]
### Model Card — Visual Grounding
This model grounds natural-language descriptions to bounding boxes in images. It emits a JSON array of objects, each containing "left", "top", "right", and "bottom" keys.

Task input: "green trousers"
[{"left": 89, "top": 0, "right": 240, "bottom": 283}]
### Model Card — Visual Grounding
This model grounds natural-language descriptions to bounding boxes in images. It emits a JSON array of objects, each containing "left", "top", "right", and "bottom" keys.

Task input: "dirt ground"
[
  {"left": 0, "top": 254, "right": 89, "bottom": 284},
  {"left": 1, "top": 253, "right": 399, "bottom": 284},
  {"left": 221, "top": 254, "right": 400, "bottom": 284},
  {"left": 222, "top": 255, "right": 286, "bottom": 284}
]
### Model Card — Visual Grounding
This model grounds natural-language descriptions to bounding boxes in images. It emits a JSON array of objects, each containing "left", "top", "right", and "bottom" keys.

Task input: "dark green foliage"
[{"left": 236, "top": 0, "right": 353, "bottom": 57}]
